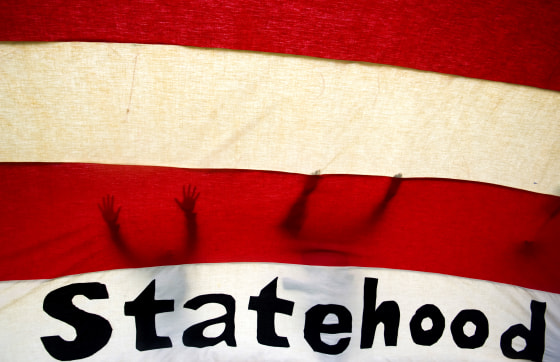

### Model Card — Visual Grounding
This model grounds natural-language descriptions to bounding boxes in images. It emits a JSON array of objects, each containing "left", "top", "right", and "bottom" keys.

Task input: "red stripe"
[
  {"left": 1, "top": 1, "right": 559, "bottom": 91},
  {"left": 0, "top": 163, "right": 558, "bottom": 292}
]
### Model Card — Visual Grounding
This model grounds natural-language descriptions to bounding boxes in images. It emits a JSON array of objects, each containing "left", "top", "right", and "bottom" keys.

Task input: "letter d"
[{"left": 500, "top": 300, "right": 546, "bottom": 362}]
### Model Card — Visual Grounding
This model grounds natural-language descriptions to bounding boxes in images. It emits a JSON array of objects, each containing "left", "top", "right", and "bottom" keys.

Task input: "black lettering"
[
  {"left": 248, "top": 278, "right": 295, "bottom": 347},
  {"left": 183, "top": 294, "right": 236, "bottom": 347},
  {"left": 124, "top": 280, "right": 174, "bottom": 351},
  {"left": 361, "top": 277, "right": 400, "bottom": 348},
  {"left": 409, "top": 304, "right": 445, "bottom": 346},
  {"left": 304, "top": 304, "right": 352, "bottom": 355},
  {"left": 500, "top": 300, "right": 546, "bottom": 361},
  {"left": 40, "top": 283, "right": 112, "bottom": 361},
  {"left": 451, "top": 309, "right": 489, "bottom": 349}
]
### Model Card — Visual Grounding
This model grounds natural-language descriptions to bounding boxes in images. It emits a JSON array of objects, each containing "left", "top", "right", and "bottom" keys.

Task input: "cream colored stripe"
[
  {"left": 0, "top": 42, "right": 558, "bottom": 195},
  {"left": 1, "top": 263, "right": 559, "bottom": 361}
]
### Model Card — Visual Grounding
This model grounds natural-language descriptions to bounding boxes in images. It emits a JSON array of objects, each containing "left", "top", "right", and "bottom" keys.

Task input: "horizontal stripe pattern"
[
  {"left": 1, "top": 42, "right": 559, "bottom": 195},
  {"left": 1, "top": 1, "right": 559, "bottom": 90},
  {"left": 1, "top": 263, "right": 558, "bottom": 361},
  {"left": 2, "top": 4, "right": 559, "bottom": 360},
  {"left": 0, "top": 163, "right": 558, "bottom": 292}
]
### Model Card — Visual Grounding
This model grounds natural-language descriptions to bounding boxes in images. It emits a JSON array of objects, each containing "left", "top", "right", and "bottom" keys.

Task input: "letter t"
[
  {"left": 248, "top": 278, "right": 295, "bottom": 347},
  {"left": 124, "top": 280, "right": 174, "bottom": 351}
]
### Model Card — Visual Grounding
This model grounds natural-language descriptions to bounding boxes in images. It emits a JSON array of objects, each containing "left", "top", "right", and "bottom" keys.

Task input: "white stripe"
[
  {"left": 0, "top": 42, "right": 559, "bottom": 195},
  {"left": 0, "top": 263, "right": 558, "bottom": 361}
]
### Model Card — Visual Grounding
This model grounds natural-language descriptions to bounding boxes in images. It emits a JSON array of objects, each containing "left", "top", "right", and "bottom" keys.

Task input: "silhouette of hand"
[
  {"left": 175, "top": 185, "right": 199, "bottom": 216},
  {"left": 98, "top": 195, "right": 121, "bottom": 231}
]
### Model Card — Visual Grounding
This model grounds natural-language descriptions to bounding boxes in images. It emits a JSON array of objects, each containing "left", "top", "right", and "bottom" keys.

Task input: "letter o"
[
  {"left": 409, "top": 304, "right": 445, "bottom": 346},
  {"left": 451, "top": 309, "right": 489, "bottom": 349}
]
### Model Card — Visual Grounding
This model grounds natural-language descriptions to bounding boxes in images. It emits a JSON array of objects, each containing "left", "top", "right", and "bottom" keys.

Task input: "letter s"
[{"left": 40, "top": 283, "right": 112, "bottom": 361}]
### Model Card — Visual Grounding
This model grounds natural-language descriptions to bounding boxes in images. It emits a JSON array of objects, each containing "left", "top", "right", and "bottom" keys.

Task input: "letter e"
[{"left": 304, "top": 304, "right": 352, "bottom": 355}]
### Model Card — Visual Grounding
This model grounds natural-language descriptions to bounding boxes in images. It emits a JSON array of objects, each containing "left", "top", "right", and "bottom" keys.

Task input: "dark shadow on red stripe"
[
  {"left": 0, "top": 163, "right": 558, "bottom": 293},
  {"left": 281, "top": 171, "right": 320, "bottom": 237}
]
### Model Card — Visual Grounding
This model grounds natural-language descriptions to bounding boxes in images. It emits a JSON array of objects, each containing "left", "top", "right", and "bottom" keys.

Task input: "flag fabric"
[{"left": 0, "top": 2, "right": 559, "bottom": 361}]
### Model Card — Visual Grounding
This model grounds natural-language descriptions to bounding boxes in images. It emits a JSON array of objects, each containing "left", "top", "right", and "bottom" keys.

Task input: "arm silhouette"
[{"left": 175, "top": 185, "right": 200, "bottom": 249}]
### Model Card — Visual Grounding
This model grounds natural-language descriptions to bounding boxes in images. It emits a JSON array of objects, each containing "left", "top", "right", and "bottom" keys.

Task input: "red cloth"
[
  {"left": 1, "top": 163, "right": 558, "bottom": 292},
  {"left": 1, "top": 0, "right": 559, "bottom": 90}
]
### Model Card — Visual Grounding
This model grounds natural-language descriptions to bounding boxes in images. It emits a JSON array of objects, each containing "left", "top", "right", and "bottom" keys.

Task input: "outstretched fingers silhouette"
[
  {"left": 98, "top": 194, "right": 121, "bottom": 232},
  {"left": 175, "top": 184, "right": 200, "bottom": 215}
]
